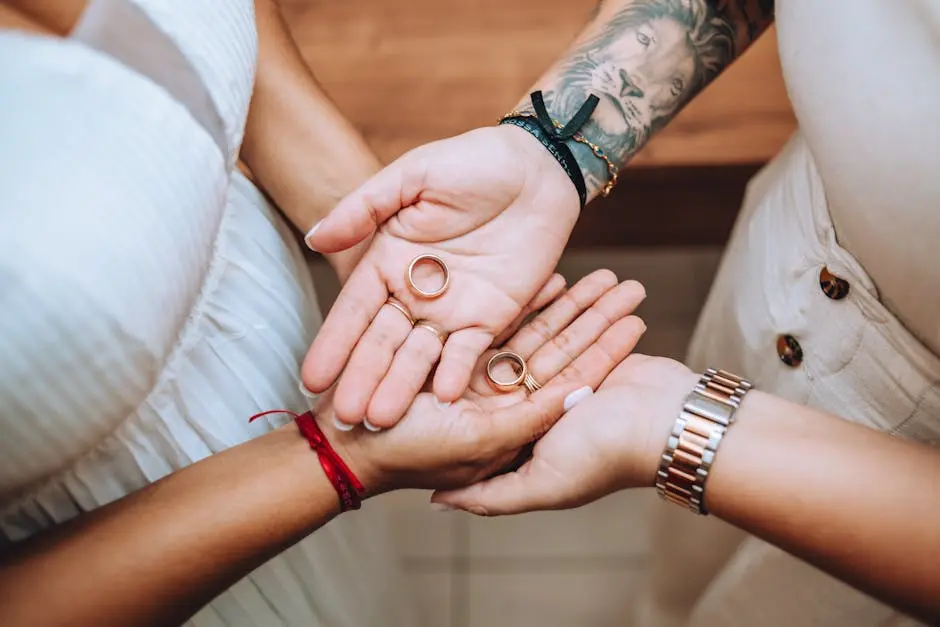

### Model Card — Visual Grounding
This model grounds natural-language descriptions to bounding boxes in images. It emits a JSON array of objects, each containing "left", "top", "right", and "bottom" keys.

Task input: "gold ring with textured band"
[
  {"left": 407, "top": 254, "right": 450, "bottom": 299},
  {"left": 385, "top": 296, "right": 415, "bottom": 326},
  {"left": 414, "top": 320, "right": 448, "bottom": 345},
  {"left": 486, "top": 350, "right": 528, "bottom": 393},
  {"left": 523, "top": 372, "right": 543, "bottom": 394}
]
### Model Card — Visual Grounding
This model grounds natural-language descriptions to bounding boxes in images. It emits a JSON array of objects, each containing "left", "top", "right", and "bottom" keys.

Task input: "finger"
[
  {"left": 492, "top": 273, "right": 566, "bottom": 347},
  {"left": 526, "top": 280, "right": 646, "bottom": 383},
  {"left": 332, "top": 303, "right": 414, "bottom": 426},
  {"left": 302, "top": 262, "right": 387, "bottom": 392},
  {"left": 547, "top": 315, "right": 647, "bottom": 391},
  {"left": 431, "top": 458, "right": 562, "bottom": 516},
  {"left": 433, "top": 327, "right": 495, "bottom": 402},
  {"left": 482, "top": 381, "right": 592, "bottom": 452},
  {"left": 367, "top": 326, "right": 443, "bottom": 428},
  {"left": 304, "top": 150, "right": 426, "bottom": 253},
  {"left": 505, "top": 269, "right": 618, "bottom": 359}
]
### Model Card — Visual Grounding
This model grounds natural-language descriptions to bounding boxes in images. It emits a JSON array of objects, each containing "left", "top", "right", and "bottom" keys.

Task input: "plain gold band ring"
[
  {"left": 414, "top": 320, "right": 448, "bottom": 345},
  {"left": 407, "top": 254, "right": 450, "bottom": 299},
  {"left": 486, "top": 350, "right": 528, "bottom": 393},
  {"left": 385, "top": 297, "right": 415, "bottom": 326}
]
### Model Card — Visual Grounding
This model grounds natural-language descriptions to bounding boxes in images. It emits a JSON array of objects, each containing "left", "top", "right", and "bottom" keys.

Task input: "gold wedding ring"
[
  {"left": 485, "top": 350, "right": 541, "bottom": 394},
  {"left": 407, "top": 254, "right": 450, "bottom": 299},
  {"left": 414, "top": 320, "right": 448, "bottom": 345},
  {"left": 385, "top": 296, "right": 415, "bottom": 326}
]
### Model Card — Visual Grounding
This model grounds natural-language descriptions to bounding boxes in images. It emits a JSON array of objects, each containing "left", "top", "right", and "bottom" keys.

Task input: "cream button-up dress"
[{"left": 638, "top": 2, "right": 940, "bottom": 626}]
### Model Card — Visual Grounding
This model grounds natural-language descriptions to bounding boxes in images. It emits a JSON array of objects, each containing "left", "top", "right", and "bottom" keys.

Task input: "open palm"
[
  {"left": 333, "top": 270, "right": 648, "bottom": 494},
  {"left": 303, "top": 126, "right": 582, "bottom": 428}
]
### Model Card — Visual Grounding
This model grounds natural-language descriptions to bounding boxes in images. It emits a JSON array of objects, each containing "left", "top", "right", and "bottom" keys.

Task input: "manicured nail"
[
  {"left": 298, "top": 380, "right": 317, "bottom": 399},
  {"left": 332, "top": 416, "right": 355, "bottom": 432},
  {"left": 304, "top": 220, "right": 322, "bottom": 251},
  {"left": 430, "top": 503, "right": 455, "bottom": 512},
  {"left": 363, "top": 418, "right": 383, "bottom": 432},
  {"left": 563, "top": 386, "right": 593, "bottom": 411}
]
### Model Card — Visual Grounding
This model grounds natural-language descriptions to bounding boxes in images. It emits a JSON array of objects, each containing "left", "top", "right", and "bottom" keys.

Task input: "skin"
[
  {"left": 524, "top": 0, "right": 762, "bottom": 192},
  {"left": 306, "top": 1, "right": 940, "bottom": 622},
  {"left": 433, "top": 355, "right": 940, "bottom": 624},
  {"left": 243, "top": 0, "right": 381, "bottom": 281},
  {"left": 0, "top": 272, "right": 648, "bottom": 626},
  {"left": 304, "top": 0, "right": 775, "bottom": 424}
]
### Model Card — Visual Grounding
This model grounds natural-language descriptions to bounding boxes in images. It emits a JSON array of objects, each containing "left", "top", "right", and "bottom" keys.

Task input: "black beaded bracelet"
[
  {"left": 498, "top": 91, "right": 600, "bottom": 211},
  {"left": 500, "top": 116, "right": 587, "bottom": 209}
]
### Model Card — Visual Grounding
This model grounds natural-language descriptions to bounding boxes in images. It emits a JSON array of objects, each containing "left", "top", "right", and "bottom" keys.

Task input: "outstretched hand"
[
  {"left": 318, "top": 271, "right": 648, "bottom": 495},
  {"left": 429, "top": 355, "right": 699, "bottom": 515},
  {"left": 302, "top": 125, "right": 581, "bottom": 429}
]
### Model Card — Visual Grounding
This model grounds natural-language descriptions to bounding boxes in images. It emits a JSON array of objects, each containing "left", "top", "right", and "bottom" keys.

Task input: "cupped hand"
[
  {"left": 302, "top": 125, "right": 581, "bottom": 429},
  {"left": 320, "top": 272, "right": 648, "bottom": 495},
  {"left": 430, "top": 354, "right": 699, "bottom": 515}
]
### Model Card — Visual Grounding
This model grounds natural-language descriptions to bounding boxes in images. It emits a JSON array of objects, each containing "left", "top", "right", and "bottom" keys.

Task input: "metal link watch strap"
[{"left": 655, "top": 368, "right": 753, "bottom": 515}]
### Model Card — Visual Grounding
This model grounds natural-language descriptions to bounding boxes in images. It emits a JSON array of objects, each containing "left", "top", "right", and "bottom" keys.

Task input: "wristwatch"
[{"left": 655, "top": 368, "right": 752, "bottom": 515}]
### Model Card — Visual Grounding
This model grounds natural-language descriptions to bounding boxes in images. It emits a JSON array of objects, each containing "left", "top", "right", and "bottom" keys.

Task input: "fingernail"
[
  {"left": 430, "top": 503, "right": 455, "bottom": 512},
  {"left": 332, "top": 416, "right": 356, "bottom": 432},
  {"left": 434, "top": 398, "right": 452, "bottom": 410},
  {"left": 467, "top": 505, "right": 488, "bottom": 516},
  {"left": 563, "top": 386, "right": 594, "bottom": 411},
  {"left": 298, "top": 380, "right": 317, "bottom": 399},
  {"left": 304, "top": 220, "right": 322, "bottom": 251},
  {"left": 362, "top": 418, "right": 383, "bottom": 432}
]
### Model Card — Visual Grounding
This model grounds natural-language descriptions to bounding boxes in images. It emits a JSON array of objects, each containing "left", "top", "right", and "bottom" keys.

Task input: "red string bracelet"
[{"left": 249, "top": 409, "right": 365, "bottom": 512}]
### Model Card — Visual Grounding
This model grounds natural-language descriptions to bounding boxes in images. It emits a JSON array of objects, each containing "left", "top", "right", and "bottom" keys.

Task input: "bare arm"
[
  {"left": 436, "top": 356, "right": 940, "bottom": 624},
  {"left": 0, "top": 271, "right": 639, "bottom": 626},
  {"left": 242, "top": 0, "right": 380, "bottom": 282},
  {"left": 518, "top": 0, "right": 775, "bottom": 197},
  {"left": 706, "top": 390, "right": 940, "bottom": 622},
  {"left": 0, "top": 426, "right": 346, "bottom": 627},
  {"left": 0, "top": 0, "right": 379, "bottom": 282}
]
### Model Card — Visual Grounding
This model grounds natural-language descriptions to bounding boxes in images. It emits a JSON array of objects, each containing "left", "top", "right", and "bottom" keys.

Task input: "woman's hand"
[
  {"left": 301, "top": 125, "right": 581, "bottom": 428},
  {"left": 321, "top": 271, "right": 648, "bottom": 495},
  {"left": 430, "top": 354, "right": 698, "bottom": 514}
]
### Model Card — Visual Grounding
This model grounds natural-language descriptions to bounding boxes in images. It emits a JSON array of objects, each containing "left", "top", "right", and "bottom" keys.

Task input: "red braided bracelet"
[{"left": 249, "top": 409, "right": 365, "bottom": 512}]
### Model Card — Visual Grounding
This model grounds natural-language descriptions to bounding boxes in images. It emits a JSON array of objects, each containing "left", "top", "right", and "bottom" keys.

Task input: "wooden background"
[
  {"left": 281, "top": 0, "right": 794, "bottom": 167},
  {"left": 282, "top": 0, "right": 796, "bottom": 246},
  {"left": 0, "top": 0, "right": 797, "bottom": 247}
]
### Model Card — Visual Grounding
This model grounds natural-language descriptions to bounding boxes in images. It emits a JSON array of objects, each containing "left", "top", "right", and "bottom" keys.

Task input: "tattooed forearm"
[{"left": 518, "top": 0, "right": 774, "bottom": 197}]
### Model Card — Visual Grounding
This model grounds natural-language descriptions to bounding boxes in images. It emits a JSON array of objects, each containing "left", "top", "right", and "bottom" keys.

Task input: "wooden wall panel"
[
  {"left": 281, "top": 0, "right": 796, "bottom": 167},
  {"left": 0, "top": 1, "right": 794, "bottom": 247}
]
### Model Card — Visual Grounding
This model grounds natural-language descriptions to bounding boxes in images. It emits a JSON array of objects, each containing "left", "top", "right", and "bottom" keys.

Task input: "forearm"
[
  {"left": 0, "top": 425, "right": 345, "bottom": 627},
  {"left": 242, "top": 0, "right": 380, "bottom": 282},
  {"left": 517, "top": 0, "right": 774, "bottom": 199},
  {"left": 707, "top": 391, "right": 940, "bottom": 622}
]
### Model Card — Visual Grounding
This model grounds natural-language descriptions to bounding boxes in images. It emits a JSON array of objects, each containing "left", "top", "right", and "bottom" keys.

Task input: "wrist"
[
  {"left": 313, "top": 411, "right": 386, "bottom": 499},
  {"left": 604, "top": 359, "right": 698, "bottom": 490},
  {"left": 505, "top": 91, "right": 619, "bottom": 203},
  {"left": 494, "top": 123, "right": 581, "bottom": 221},
  {"left": 653, "top": 367, "right": 754, "bottom": 515},
  {"left": 639, "top": 368, "right": 701, "bottom": 487}
]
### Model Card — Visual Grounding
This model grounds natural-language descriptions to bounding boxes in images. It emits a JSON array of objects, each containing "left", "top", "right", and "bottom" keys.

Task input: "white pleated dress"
[{"left": 0, "top": 1, "right": 416, "bottom": 625}]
